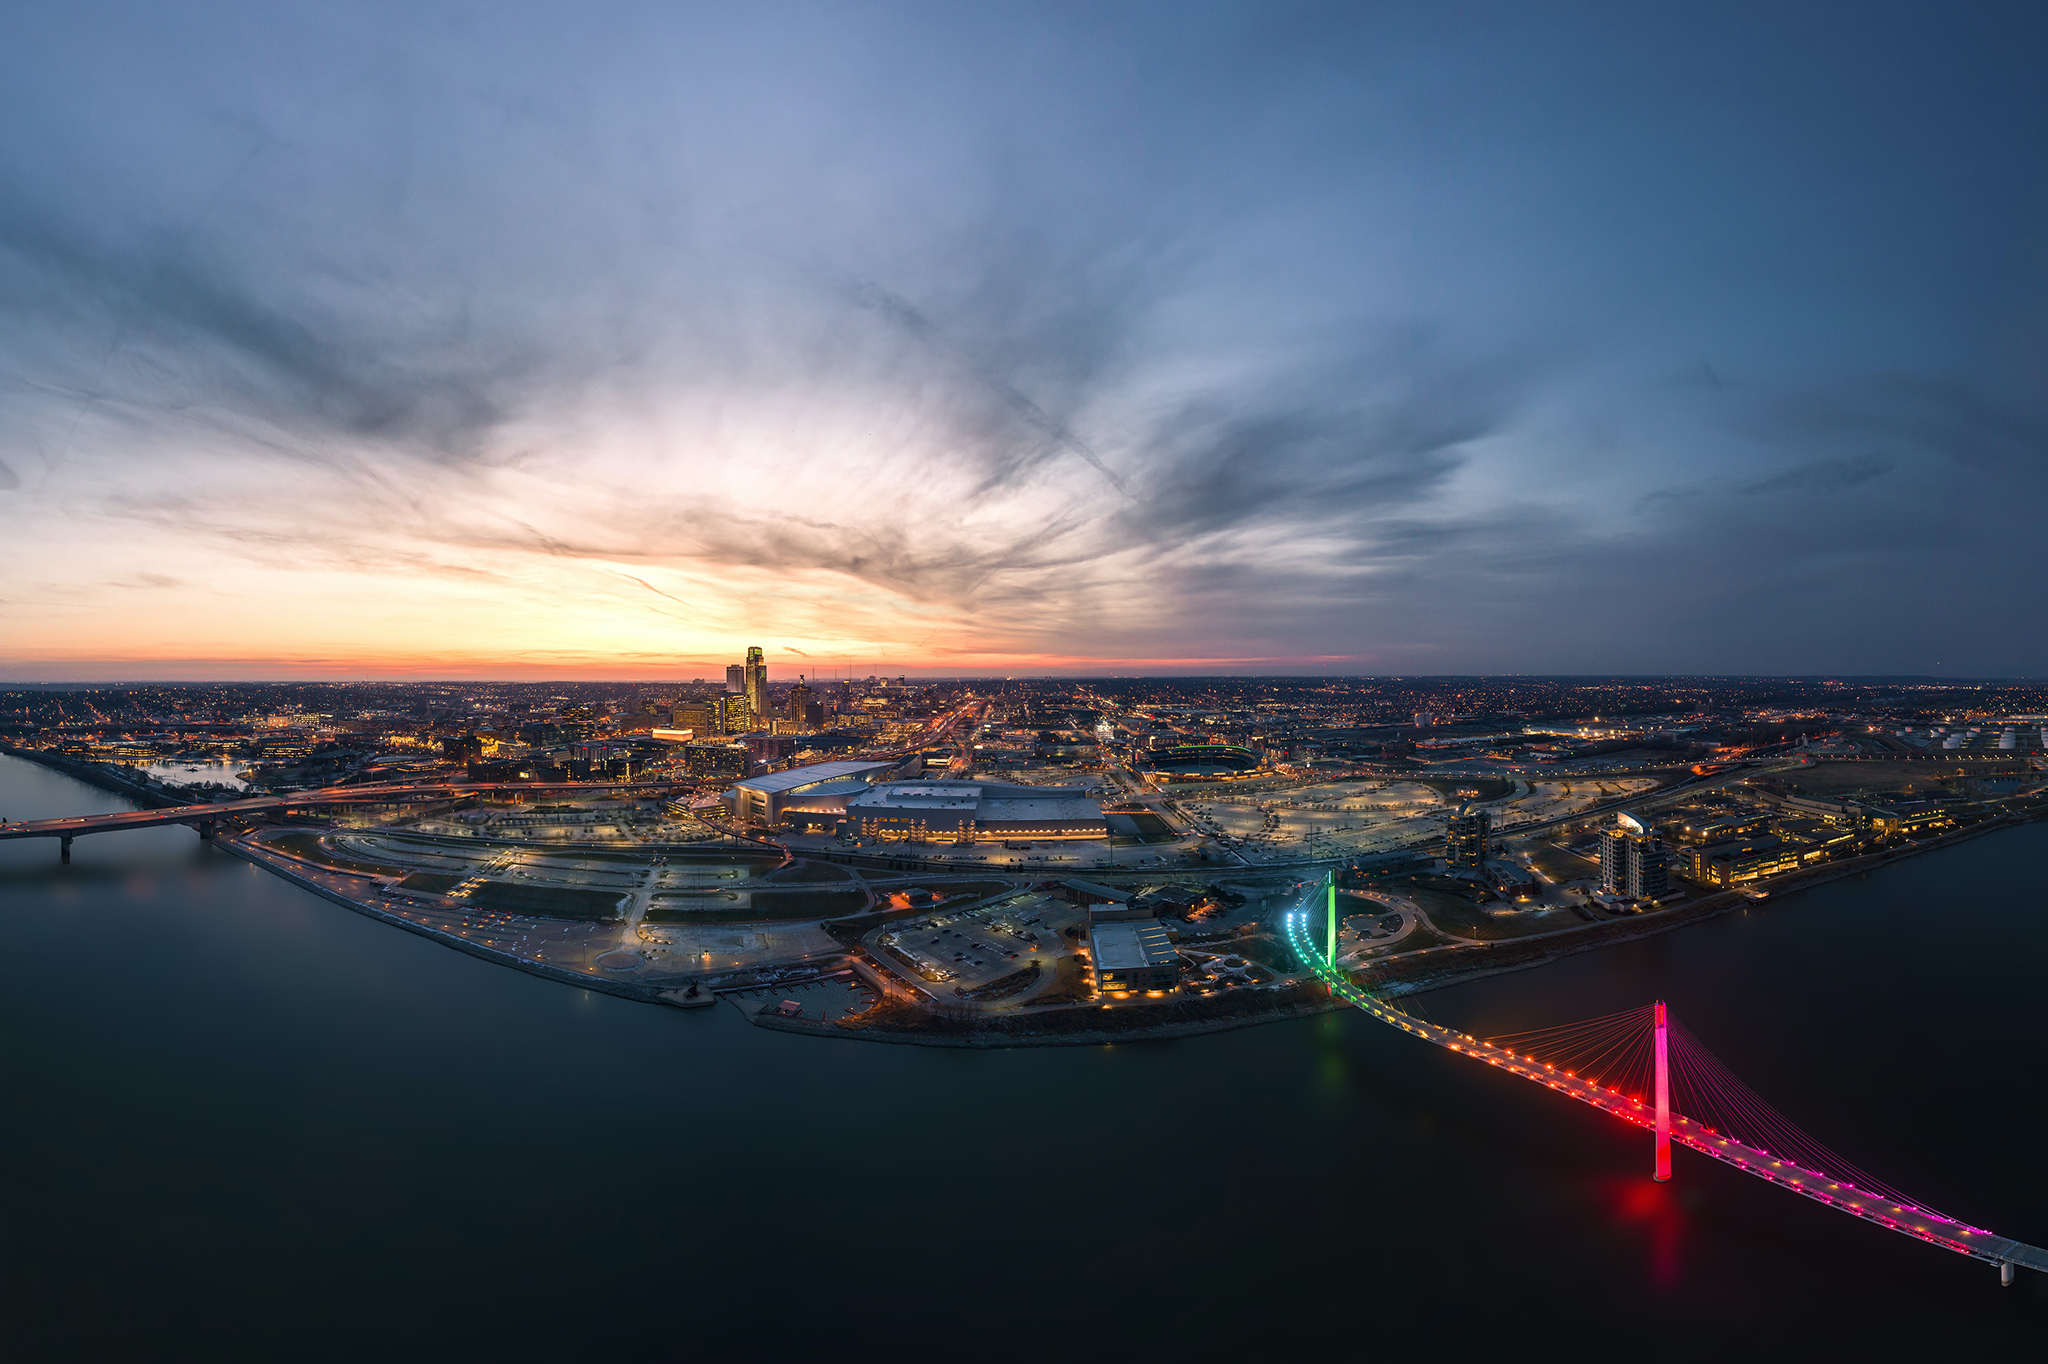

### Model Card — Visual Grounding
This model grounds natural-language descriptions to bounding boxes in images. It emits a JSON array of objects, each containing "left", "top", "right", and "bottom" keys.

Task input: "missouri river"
[{"left": 2, "top": 754, "right": 2042, "bottom": 1356}]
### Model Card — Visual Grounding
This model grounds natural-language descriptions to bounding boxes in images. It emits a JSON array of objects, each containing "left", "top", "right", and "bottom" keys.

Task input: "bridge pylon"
[
  {"left": 1326, "top": 872, "right": 1337, "bottom": 968},
  {"left": 1654, "top": 999, "right": 1671, "bottom": 1182}
]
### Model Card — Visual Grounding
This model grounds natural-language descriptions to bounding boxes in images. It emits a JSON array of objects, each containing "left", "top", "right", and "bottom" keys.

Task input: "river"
[{"left": 1, "top": 753, "right": 2041, "bottom": 1356}]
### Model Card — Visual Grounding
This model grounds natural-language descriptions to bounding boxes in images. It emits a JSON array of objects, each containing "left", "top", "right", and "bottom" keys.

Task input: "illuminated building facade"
[
  {"left": 682, "top": 741, "right": 751, "bottom": 779},
  {"left": 843, "top": 781, "right": 1107, "bottom": 842},
  {"left": 743, "top": 647, "right": 767, "bottom": 728},
  {"left": 1600, "top": 816, "right": 1670, "bottom": 899},
  {"left": 1089, "top": 918, "right": 1180, "bottom": 993},
  {"left": 1445, "top": 805, "right": 1490, "bottom": 868}
]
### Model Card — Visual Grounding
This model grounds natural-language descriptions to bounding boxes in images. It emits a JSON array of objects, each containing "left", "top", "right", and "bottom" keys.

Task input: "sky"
[{"left": 2, "top": 1, "right": 2045, "bottom": 681}]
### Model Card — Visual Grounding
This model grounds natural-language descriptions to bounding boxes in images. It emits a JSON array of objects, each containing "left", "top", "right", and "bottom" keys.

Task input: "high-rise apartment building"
[
  {"left": 1445, "top": 805, "right": 1490, "bottom": 868},
  {"left": 1600, "top": 816, "right": 1669, "bottom": 900}
]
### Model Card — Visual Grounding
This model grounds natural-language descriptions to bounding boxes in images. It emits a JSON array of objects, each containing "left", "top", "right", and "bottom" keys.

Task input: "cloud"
[{"left": 1740, "top": 453, "right": 1895, "bottom": 495}]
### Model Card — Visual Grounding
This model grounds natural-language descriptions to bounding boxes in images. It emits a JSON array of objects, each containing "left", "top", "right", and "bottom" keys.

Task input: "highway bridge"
[
  {"left": 1287, "top": 877, "right": 2048, "bottom": 1285},
  {"left": 0, "top": 778, "right": 692, "bottom": 860}
]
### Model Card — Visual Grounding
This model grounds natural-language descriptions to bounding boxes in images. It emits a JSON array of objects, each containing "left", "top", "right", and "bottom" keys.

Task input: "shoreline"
[{"left": 10, "top": 745, "right": 2041, "bottom": 1047}]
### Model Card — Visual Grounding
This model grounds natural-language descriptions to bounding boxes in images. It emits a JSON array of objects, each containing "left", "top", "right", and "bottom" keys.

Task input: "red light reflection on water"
[{"left": 1606, "top": 1176, "right": 1687, "bottom": 1289}]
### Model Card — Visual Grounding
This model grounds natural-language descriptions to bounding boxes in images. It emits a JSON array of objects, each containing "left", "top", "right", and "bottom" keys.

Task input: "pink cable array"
[{"left": 1486, "top": 1004, "right": 1949, "bottom": 1218}]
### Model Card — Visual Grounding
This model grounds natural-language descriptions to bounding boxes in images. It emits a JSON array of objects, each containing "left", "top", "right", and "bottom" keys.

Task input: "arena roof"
[{"left": 733, "top": 760, "right": 894, "bottom": 795}]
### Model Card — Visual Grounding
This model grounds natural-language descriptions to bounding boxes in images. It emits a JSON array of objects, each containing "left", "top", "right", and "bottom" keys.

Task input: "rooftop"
[
  {"left": 1090, "top": 919, "right": 1177, "bottom": 972},
  {"left": 733, "top": 760, "right": 894, "bottom": 795}
]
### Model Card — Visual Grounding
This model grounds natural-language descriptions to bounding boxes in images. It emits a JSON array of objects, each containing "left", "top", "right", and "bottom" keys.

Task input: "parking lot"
[{"left": 875, "top": 894, "right": 1069, "bottom": 990}]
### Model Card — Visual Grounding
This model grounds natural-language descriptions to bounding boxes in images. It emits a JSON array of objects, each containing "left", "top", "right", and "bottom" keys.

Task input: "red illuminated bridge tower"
[{"left": 1654, "top": 999, "right": 1671, "bottom": 1182}]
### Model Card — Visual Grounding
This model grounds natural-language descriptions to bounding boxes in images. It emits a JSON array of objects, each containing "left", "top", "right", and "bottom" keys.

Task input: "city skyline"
[{"left": 4, "top": 4, "right": 2046, "bottom": 681}]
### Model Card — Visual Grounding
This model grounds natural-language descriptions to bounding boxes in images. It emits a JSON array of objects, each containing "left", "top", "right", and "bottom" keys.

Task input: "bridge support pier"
[
  {"left": 198, "top": 820, "right": 214, "bottom": 841},
  {"left": 2002, "top": 1261, "right": 2015, "bottom": 1288},
  {"left": 60, "top": 835, "right": 72, "bottom": 864},
  {"left": 1654, "top": 999, "right": 1671, "bottom": 1182}
]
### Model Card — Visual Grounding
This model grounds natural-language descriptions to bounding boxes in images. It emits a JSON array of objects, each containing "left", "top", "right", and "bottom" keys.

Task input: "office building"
[
  {"left": 1686, "top": 836, "right": 1801, "bottom": 886},
  {"left": 743, "top": 647, "right": 767, "bottom": 727},
  {"left": 787, "top": 679, "right": 815, "bottom": 727},
  {"left": 682, "top": 741, "right": 751, "bottom": 780},
  {"left": 725, "top": 664, "right": 745, "bottom": 694}
]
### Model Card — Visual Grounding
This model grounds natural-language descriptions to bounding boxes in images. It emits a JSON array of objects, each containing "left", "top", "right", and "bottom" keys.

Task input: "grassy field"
[
  {"left": 1774, "top": 760, "right": 2031, "bottom": 796},
  {"left": 467, "top": 881, "right": 623, "bottom": 919},
  {"left": 1416, "top": 777, "right": 1518, "bottom": 802},
  {"left": 768, "top": 861, "right": 854, "bottom": 883},
  {"left": 646, "top": 888, "right": 867, "bottom": 923},
  {"left": 1526, "top": 842, "right": 1596, "bottom": 884},
  {"left": 271, "top": 833, "right": 406, "bottom": 876},
  {"left": 396, "top": 871, "right": 462, "bottom": 893}
]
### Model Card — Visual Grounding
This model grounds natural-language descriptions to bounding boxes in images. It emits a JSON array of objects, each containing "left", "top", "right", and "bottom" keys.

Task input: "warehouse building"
[{"left": 1089, "top": 917, "right": 1181, "bottom": 993}]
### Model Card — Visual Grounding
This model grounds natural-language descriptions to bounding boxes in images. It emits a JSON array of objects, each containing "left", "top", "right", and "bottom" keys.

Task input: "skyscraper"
[
  {"left": 787, "top": 678, "right": 815, "bottom": 726},
  {"left": 744, "top": 646, "right": 767, "bottom": 729},
  {"left": 725, "top": 664, "right": 745, "bottom": 694}
]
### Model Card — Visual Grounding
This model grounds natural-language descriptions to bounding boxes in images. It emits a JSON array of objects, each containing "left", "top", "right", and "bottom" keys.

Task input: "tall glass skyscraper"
[{"left": 743, "top": 646, "right": 767, "bottom": 730}]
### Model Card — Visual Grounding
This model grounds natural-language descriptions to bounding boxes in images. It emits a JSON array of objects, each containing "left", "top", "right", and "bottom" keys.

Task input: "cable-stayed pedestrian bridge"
[{"left": 1286, "top": 882, "right": 2048, "bottom": 1285}]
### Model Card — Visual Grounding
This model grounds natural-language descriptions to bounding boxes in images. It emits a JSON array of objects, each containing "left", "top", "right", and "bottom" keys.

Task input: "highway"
[{"left": 0, "top": 777, "right": 693, "bottom": 846}]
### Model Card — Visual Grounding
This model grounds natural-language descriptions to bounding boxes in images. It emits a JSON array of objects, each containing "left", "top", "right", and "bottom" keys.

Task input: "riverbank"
[
  {"left": 22, "top": 738, "right": 2042, "bottom": 1049},
  {"left": 1348, "top": 809, "right": 2048, "bottom": 998},
  {"left": 0, "top": 743, "right": 188, "bottom": 810},
  {"left": 806, "top": 807, "right": 2048, "bottom": 1048},
  {"left": 210, "top": 835, "right": 685, "bottom": 1007}
]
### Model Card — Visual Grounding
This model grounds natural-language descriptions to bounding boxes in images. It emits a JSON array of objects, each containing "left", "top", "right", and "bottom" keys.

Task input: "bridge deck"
[
  {"left": 1284, "top": 912, "right": 2048, "bottom": 1276},
  {"left": 0, "top": 779, "right": 688, "bottom": 841}
]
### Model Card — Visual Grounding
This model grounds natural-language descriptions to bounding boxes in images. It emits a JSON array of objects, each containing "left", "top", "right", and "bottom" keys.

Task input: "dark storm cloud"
[
  {"left": 1117, "top": 337, "right": 1529, "bottom": 547},
  {"left": 845, "top": 281, "right": 1134, "bottom": 498},
  {"left": 1741, "top": 377, "right": 2048, "bottom": 482},
  {"left": 0, "top": 190, "right": 531, "bottom": 469},
  {"left": 1740, "top": 454, "right": 1895, "bottom": 496}
]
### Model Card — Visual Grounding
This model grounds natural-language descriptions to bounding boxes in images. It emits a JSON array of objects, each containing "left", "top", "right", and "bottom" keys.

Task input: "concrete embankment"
[
  {"left": 210, "top": 835, "right": 685, "bottom": 1009},
  {"left": 748, "top": 994, "right": 1341, "bottom": 1048}
]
